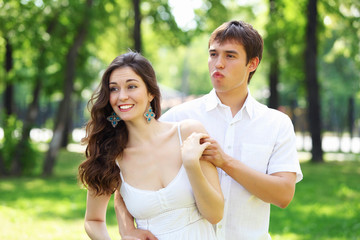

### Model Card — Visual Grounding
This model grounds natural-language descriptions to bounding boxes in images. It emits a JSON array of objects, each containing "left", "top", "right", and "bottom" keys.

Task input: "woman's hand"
[{"left": 181, "top": 132, "right": 211, "bottom": 168}]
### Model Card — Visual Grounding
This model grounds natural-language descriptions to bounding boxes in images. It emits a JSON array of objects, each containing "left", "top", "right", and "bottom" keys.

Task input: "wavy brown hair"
[{"left": 78, "top": 51, "right": 161, "bottom": 196}]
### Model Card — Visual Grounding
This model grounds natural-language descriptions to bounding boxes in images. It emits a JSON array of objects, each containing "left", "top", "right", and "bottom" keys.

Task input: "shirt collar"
[
  {"left": 205, "top": 88, "right": 255, "bottom": 119},
  {"left": 205, "top": 89, "right": 219, "bottom": 111},
  {"left": 242, "top": 91, "right": 254, "bottom": 119}
]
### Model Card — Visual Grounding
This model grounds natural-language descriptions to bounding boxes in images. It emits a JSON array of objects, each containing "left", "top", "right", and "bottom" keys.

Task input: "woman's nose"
[{"left": 118, "top": 89, "right": 128, "bottom": 101}]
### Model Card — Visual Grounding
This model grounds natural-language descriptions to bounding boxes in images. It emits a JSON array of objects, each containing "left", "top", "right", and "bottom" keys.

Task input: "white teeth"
[{"left": 119, "top": 105, "right": 133, "bottom": 110}]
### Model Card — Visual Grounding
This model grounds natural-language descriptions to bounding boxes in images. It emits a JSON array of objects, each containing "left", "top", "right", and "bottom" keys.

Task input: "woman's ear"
[{"left": 148, "top": 93, "right": 155, "bottom": 103}]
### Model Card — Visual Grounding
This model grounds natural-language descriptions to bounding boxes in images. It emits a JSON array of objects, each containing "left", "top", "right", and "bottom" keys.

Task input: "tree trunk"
[
  {"left": 4, "top": 37, "right": 15, "bottom": 116},
  {"left": 60, "top": 105, "right": 73, "bottom": 148},
  {"left": 348, "top": 97, "right": 354, "bottom": 139},
  {"left": 1, "top": 37, "right": 14, "bottom": 176},
  {"left": 305, "top": 0, "right": 323, "bottom": 162},
  {"left": 10, "top": 77, "right": 42, "bottom": 175},
  {"left": 4, "top": 84, "right": 14, "bottom": 116},
  {"left": 10, "top": 12, "right": 59, "bottom": 176},
  {"left": 268, "top": 0, "right": 279, "bottom": 109},
  {"left": 132, "top": 0, "right": 142, "bottom": 53},
  {"left": 0, "top": 154, "right": 6, "bottom": 176},
  {"left": 43, "top": 0, "right": 93, "bottom": 176},
  {"left": 269, "top": 53, "right": 279, "bottom": 109}
]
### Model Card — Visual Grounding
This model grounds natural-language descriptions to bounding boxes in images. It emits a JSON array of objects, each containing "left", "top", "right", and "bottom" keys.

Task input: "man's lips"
[
  {"left": 212, "top": 71, "right": 224, "bottom": 78},
  {"left": 118, "top": 104, "right": 134, "bottom": 112}
]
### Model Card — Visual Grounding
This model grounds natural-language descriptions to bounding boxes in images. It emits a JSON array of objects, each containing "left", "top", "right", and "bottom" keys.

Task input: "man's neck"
[{"left": 216, "top": 88, "right": 248, "bottom": 117}]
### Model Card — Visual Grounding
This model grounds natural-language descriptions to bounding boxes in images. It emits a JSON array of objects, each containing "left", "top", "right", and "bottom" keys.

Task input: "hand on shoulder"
[
  {"left": 179, "top": 119, "right": 211, "bottom": 168},
  {"left": 179, "top": 119, "right": 207, "bottom": 137}
]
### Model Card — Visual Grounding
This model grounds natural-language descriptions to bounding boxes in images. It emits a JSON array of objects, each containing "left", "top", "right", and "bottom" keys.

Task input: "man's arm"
[
  {"left": 201, "top": 139, "right": 296, "bottom": 208},
  {"left": 114, "top": 189, "right": 158, "bottom": 240}
]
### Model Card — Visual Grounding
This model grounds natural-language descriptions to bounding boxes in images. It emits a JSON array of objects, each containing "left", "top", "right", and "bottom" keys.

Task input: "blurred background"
[
  {"left": 0, "top": 0, "right": 359, "bottom": 239},
  {"left": 0, "top": 0, "right": 359, "bottom": 176}
]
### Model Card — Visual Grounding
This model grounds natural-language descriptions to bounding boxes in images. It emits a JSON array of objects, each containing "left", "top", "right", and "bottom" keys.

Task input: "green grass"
[
  {"left": 0, "top": 150, "right": 359, "bottom": 239},
  {"left": 270, "top": 160, "right": 360, "bottom": 240},
  {"left": 0, "top": 150, "right": 119, "bottom": 240}
]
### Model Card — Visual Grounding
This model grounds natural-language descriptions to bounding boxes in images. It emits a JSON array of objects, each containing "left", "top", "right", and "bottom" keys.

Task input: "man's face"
[{"left": 208, "top": 40, "right": 256, "bottom": 95}]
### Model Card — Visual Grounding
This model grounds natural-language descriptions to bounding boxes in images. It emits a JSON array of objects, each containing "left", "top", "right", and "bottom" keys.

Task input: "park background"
[{"left": 0, "top": 0, "right": 359, "bottom": 239}]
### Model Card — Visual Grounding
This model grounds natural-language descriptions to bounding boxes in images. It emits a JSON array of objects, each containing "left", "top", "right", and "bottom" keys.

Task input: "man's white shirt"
[{"left": 161, "top": 89, "right": 303, "bottom": 240}]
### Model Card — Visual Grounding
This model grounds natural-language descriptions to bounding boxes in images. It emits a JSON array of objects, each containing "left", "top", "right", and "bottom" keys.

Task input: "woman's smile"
[{"left": 119, "top": 104, "right": 134, "bottom": 112}]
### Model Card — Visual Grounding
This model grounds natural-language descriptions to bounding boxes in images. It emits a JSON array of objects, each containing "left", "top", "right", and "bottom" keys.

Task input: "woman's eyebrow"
[{"left": 109, "top": 79, "right": 139, "bottom": 85}]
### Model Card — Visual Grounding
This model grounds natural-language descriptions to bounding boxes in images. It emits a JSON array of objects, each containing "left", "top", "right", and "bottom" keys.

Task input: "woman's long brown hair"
[{"left": 78, "top": 51, "right": 161, "bottom": 196}]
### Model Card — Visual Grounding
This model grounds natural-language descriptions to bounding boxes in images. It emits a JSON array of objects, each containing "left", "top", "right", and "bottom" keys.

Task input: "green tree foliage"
[
  {"left": 319, "top": 0, "right": 360, "bottom": 136},
  {"left": 0, "top": 0, "right": 359, "bottom": 175}
]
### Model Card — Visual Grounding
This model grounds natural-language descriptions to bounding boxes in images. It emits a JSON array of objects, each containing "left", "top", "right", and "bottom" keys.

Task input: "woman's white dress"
[{"left": 119, "top": 125, "right": 217, "bottom": 240}]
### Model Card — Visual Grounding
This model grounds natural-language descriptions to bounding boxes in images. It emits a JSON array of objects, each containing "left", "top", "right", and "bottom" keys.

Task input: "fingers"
[
  {"left": 201, "top": 137, "right": 217, "bottom": 144},
  {"left": 184, "top": 132, "right": 209, "bottom": 146},
  {"left": 122, "top": 237, "right": 141, "bottom": 240},
  {"left": 202, "top": 148, "right": 215, "bottom": 155},
  {"left": 122, "top": 231, "right": 158, "bottom": 240},
  {"left": 200, "top": 141, "right": 212, "bottom": 152},
  {"left": 200, "top": 139, "right": 219, "bottom": 164},
  {"left": 189, "top": 132, "right": 209, "bottom": 141},
  {"left": 200, "top": 149, "right": 216, "bottom": 160}
]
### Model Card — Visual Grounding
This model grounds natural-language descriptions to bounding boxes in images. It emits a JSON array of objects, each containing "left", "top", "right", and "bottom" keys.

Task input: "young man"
[{"left": 115, "top": 20, "right": 303, "bottom": 240}]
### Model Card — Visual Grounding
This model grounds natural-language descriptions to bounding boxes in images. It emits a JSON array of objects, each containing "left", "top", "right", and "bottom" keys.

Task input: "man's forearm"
[{"left": 221, "top": 158, "right": 296, "bottom": 208}]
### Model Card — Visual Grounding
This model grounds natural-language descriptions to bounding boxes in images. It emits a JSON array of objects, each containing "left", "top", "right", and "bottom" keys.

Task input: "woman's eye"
[
  {"left": 128, "top": 85, "right": 137, "bottom": 89},
  {"left": 110, "top": 87, "right": 118, "bottom": 92}
]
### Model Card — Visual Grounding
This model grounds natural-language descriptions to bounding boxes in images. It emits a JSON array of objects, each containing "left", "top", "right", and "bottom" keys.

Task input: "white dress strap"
[
  {"left": 115, "top": 161, "right": 125, "bottom": 182},
  {"left": 177, "top": 123, "right": 183, "bottom": 145}
]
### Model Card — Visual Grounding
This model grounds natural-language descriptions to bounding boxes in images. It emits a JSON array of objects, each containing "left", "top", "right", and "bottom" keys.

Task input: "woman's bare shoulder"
[{"left": 179, "top": 119, "right": 207, "bottom": 137}]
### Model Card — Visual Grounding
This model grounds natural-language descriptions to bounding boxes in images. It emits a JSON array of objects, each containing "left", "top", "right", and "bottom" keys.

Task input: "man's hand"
[
  {"left": 122, "top": 229, "right": 158, "bottom": 240},
  {"left": 200, "top": 137, "right": 230, "bottom": 169}
]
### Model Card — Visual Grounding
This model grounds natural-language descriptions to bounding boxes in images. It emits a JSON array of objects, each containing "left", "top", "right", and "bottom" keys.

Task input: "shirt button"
[
  {"left": 227, "top": 145, "right": 231, "bottom": 149},
  {"left": 218, "top": 225, "right": 222, "bottom": 229}
]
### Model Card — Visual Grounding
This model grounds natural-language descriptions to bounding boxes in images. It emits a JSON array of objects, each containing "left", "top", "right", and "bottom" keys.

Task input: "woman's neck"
[{"left": 125, "top": 120, "right": 163, "bottom": 147}]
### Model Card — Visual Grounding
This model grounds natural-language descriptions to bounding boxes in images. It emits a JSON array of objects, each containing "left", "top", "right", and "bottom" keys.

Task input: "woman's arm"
[
  {"left": 114, "top": 189, "right": 158, "bottom": 240},
  {"left": 180, "top": 120, "right": 224, "bottom": 224},
  {"left": 84, "top": 190, "right": 112, "bottom": 240}
]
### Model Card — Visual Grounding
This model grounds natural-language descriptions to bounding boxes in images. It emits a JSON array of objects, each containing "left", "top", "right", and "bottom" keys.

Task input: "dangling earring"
[
  {"left": 144, "top": 105, "right": 155, "bottom": 123},
  {"left": 107, "top": 112, "right": 121, "bottom": 128}
]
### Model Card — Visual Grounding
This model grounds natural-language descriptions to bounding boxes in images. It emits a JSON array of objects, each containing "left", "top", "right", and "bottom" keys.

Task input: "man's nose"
[{"left": 215, "top": 57, "right": 225, "bottom": 69}]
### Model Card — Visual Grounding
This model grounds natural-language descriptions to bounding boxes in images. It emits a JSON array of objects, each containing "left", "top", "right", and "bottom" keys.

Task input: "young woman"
[{"left": 78, "top": 51, "right": 224, "bottom": 240}]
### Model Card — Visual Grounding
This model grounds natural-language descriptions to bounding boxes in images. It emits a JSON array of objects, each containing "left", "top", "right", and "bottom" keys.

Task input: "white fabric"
[
  {"left": 119, "top": 124, "right": 217, "bottom": 240},
  {"left": 161, "top": 89, "right": 303, "bottom": 240}
]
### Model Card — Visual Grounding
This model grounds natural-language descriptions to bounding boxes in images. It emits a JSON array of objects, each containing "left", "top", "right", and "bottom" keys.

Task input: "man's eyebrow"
[
  {"left": 225, "top": 50, "right": 239, "bottom": 54},
  {"left": 208, "top": 49, "right": 239, "bottom": 55}
]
